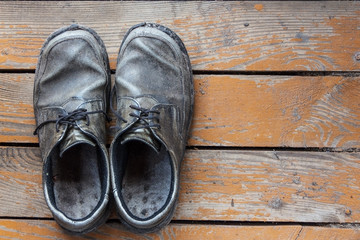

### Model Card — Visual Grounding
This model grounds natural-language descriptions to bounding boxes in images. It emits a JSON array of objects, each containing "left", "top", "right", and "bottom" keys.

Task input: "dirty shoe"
[
  {"left": 33, "top": 24, "right": 111, "bottom": 234},
  {"left": 110, "top": 23, "right": 194, "bottom": 233}
]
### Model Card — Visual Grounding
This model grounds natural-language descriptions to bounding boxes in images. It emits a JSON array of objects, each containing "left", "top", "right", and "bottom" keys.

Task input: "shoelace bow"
[
  {"left": 33, "top": 108, "right": 111, "bottom": 135},
  {"left": 110, "top": 87, "right": 161, "bottom": 131},
  {"left": 128, "top": 105, "right": 161, "bottom": 131}
]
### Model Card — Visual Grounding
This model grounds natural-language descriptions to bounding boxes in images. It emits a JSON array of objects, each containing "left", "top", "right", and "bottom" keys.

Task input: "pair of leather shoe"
[{"left": 33, "top": 23, "right": 194, "bottom": 234}]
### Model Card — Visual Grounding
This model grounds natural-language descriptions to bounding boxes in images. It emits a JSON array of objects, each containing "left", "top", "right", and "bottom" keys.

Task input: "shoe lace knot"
[
  {"left": 110, "top": 87, "right": 161, "bottom": 131},
  {"left": 33, "top": 108, "right": 111, "bottom": 135},
  {"left": 128, "top": 105, "right": 161, "bottom": 131}
]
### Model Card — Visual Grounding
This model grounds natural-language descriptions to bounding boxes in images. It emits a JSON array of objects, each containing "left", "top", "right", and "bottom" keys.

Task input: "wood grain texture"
[
  {"left": 192, "top": 75, "right": 360, "bottom": 149},
  {"left": 298, "top": 226, "right": 360, "bottom": 240},
  {"left": 0, "top": 220, "right": 302, "bottom": 240},
  {"left": 1, "top": 74, "right": 359, "bottom": 149},
  {"left": 1, "top": 147, "right": 360, "bottom": 223},
  {"left": 0, "top": 1, "right": 359, "bottom": 71},
  {"left": 1, "top": 220, "right": 359, "bottom": 240}
]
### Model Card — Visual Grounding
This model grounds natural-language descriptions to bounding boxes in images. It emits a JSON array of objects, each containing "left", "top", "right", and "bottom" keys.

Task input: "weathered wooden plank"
[
  {"left": 1, "top": 220, "right": 359, "bottom": 240},
  {"left": 0, "top": 1, "right": 359, "bottom": 71},
  {"left": 1, "top": 74, "right": 359, "bottom": 149},
  {"left": 192, "top": 75, "right": 360, "bottom": 149},
  {"left": 298, "top": 226, "right": 360, "bottom": 240},
  {"left": 0, "top": 220, "right": 302, "bottom": 240},
  {"left": 1, "top": 147, "right": 360, "bottom": 223}
]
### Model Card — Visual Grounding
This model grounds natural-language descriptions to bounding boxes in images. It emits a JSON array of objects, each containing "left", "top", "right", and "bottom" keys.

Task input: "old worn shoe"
[
  {"left": 110, "top": 23, "right": 194, "bottom": 233},
  {"left": 33, "top": 25, "right": 111, "bottom": 234}
]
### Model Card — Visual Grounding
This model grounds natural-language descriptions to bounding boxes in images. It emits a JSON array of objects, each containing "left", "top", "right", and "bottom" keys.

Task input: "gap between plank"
[
  {"left": 0, "top": 69, "right": 359, "bottom": 77},
  {"left": 187, "top": 145, "right": 360, "bottom": 153},
  {"left": 192, "top": 70, "right": 360, "bottom": 77},
  {"left": 171, "top": 220, "right": 360, "bottom": 229},
  {"left": 0, "top": 217, "right": 359, "bottom": 229},
  {"left": 0, "top": 142, "right": 359, "bottom": 153}
]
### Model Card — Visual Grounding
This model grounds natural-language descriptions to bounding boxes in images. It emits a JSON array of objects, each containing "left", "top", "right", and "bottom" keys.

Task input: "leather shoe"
[
  {"left": 33, "top": 24, "right": 111, "bottom": 234},
  {"left": 110, "top": 23, "right": 194, "bottom": 233}
]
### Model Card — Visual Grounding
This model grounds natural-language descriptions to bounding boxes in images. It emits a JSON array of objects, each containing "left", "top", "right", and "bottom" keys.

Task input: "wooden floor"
[{"left": 0, "top": 1, "right": 360, "bottom": 239}]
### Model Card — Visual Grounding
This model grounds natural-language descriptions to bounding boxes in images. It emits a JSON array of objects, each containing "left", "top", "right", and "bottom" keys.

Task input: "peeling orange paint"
[
  {"left": 0, "top": 2, "right": 360, "bottom": 237},
  {"left": 254, "top": 4, "right": 264, "bottom": 11},
  {"left": 0, "top": 4, "right": 358, "bottom": 71},
  {"left": 299, "top": 227, "right": 360, "bottom": 239},
  {"left": 0, "top": 220, "right": 305, "bottom": 239},
  {"left": 322, "top": 13, "right": 360, "bottom": 70}
]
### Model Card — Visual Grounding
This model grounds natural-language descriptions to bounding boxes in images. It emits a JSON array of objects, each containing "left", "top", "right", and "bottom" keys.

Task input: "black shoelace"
[
  {"left": 128, "top": 105, "right": 161, "bottom": 131},
  {"left": 33, "top": 108, "right": 111, "bottom": 135},
  {"left": 110, "top": 87, "right": 161, "bottom": 131}
]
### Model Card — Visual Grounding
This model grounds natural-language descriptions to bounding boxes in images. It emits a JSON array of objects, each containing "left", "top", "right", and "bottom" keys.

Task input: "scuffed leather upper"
[
  {"left": 110, "top": 23, "right": 194, "bottom": 231},
  {"left": 34, "top": 27, "right": 110, "bottom": 158},
  {"left": 113, "top": 23, "right": 193, "bottom": 167},
  {"left": 33, "top": 25, "right": 110, "bottom": 233}
]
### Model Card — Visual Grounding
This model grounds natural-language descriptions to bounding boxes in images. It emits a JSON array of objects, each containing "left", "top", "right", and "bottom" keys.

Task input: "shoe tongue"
[
  {"left": 121, "top": 128, "right": 161, "bottom": 152},
  {"left": 59, "top": 127, "right": 96, "bottom": 157}
]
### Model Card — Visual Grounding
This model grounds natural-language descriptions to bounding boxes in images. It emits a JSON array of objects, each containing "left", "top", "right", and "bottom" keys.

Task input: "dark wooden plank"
[
  {"left": 0, "top": 220, "right": 302, "bottom": 240},
  {"left": 0, "top": 1, "right": 359, "bottom": 71},
  {"left": 1, "top": 147, "right": 360, "bottom": 223},
  {"left": 1, "top": 74, "right": 359, "bottom": 149}
]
